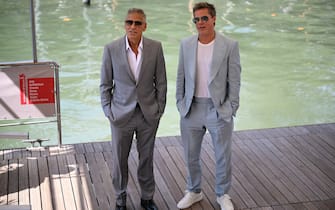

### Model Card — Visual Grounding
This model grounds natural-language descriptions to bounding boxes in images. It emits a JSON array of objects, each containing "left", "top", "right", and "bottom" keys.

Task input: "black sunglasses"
[
  {"left": 192, "top": 16, "right": 209, "bottom": 24},
  {"left": 125, "top": 20, "right": 143, "bottom": 26}
]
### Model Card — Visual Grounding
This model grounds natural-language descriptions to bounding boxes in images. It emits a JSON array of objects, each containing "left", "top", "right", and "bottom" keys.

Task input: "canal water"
[{"left": 1, "top": 0, "right": 334, "bottom": 148}]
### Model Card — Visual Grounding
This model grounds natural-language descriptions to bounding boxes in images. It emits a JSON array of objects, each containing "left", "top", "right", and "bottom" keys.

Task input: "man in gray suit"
[
  {"left": 100, "top": 8, "right": 167, "bottom": 210},
  {"left": 176, "top": 2, "right": 241, "bottom": 210}
]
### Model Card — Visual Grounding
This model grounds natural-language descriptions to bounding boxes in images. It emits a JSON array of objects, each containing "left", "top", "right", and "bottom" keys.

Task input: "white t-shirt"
[{"left": 195, "top": 39, "right": 215, "bottom": 97}]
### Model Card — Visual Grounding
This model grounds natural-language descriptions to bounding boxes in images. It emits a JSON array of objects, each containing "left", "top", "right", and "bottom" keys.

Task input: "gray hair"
[{"left": 126, "top": 8, "right": 146, "bottom": 22}]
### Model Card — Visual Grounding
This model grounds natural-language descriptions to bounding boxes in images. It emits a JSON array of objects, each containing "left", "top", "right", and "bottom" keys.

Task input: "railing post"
[
  {"left": 54, "top": 63, "right": 62, "bottom": 146},
  {"left": 30, "top": 0, "right": 38, "bottom": 63}
]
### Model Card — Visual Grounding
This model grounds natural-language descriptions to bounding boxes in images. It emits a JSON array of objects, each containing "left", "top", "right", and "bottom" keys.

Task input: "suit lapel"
[
  {"left": 121, "top": 36, "right": 136, "bottom": 82},
  {"left": 188, "top": 36, "right": 198, "bottom": 84},
  {"left": 137, "top": 37, "right": 149, "bottom": 85},
  {"left": 209, "top": 34, "right": 227, "bottom": 83}
]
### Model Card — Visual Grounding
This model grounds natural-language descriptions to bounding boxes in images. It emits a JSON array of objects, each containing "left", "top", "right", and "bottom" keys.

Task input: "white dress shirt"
[{"left": 126, "top": 36, "right": 143, "bottom": 82}]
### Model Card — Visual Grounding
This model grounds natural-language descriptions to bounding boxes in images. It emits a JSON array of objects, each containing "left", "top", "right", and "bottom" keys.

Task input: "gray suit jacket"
[
  {"left": 100, "top": 36, "right": 167, "bottom": 125},
  {"left": 176, "top": 32, "right": 241, "bottom": 121}
]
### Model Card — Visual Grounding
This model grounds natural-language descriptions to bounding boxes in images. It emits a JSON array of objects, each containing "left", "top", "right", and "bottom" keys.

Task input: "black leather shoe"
[
  {"left": 141, "top": 199, "right": 158, "bottom": 210},
  {"left": 115, "top": 204, "right": 127, "bottom": 210}
]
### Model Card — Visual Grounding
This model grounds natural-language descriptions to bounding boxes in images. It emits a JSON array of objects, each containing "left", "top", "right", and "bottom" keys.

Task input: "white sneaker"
[
  {"left": 177, "top": 191, "right": 203, "bottom": 209},
  {"left": 217, "top": 194, "right": 234, "bottom": 210}
]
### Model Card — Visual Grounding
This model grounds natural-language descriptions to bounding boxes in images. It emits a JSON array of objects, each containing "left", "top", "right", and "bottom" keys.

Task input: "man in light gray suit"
[
  {"left": 176, "top": 2, "right": 241, "bottom": 210},
  {"left": 100, "top": 8, "right": 167, "bottom": 210}
]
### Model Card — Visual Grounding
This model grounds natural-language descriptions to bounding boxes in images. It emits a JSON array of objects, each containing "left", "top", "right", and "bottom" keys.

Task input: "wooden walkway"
[{"left": 0, "top": 123, "right": 334, "bottom": 210}]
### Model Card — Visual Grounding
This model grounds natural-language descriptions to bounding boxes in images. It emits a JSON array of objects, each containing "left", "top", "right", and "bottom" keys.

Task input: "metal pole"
[
  {"left": 54, "top": 64, "right": 62, "bottom": 146},
  {"left": 30, "top": 0, "right": 38, "bottom": 63}
]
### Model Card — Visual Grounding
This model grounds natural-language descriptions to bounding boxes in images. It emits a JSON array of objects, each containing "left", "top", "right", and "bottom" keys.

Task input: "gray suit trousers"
[
  {"left": 110, "top": 105, "right": 159, "bottom": 206},
  {"left": 180, "top": 97, "right": 233, "bottom": 196}
]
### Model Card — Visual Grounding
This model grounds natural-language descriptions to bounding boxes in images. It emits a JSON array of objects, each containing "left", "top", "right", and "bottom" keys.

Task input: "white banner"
[{"left": 0, "top": 63, "right": 56, "bottom": 120}]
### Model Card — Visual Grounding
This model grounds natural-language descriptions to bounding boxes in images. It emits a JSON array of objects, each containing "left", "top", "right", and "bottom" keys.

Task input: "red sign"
[
  {"left": 19, "top": 74, "right": 55, "bottom": 105},
  {"left": 1, "top": 62, "right": 57, "bottom": 119}
]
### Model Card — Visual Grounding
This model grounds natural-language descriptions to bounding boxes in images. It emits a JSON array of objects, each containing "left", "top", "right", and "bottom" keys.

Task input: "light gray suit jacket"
[
  {"left": 100, "top": 36, "right": 167, "bottom": 125},
  {"left": 176, "top": 32, "right": 241, "bottom": 121}
]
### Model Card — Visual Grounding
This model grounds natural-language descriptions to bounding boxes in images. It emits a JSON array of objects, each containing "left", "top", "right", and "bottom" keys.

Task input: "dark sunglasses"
[
  {"left": 192, "top": 16, "right": 209, "bottom": 24},
  {"left": 125, "top": 20, "right": 143, "bottom": 26}
]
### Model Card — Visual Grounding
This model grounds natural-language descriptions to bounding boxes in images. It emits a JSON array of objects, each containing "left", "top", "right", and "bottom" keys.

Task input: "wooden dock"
[{"left": 0, "top": 123, "right": 334, "bottom": 210}]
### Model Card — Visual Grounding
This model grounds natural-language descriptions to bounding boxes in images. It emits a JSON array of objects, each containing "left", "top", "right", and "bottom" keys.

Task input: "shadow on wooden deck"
[{"left": 0, "top": 123, "right": 334, "bottom": 209}]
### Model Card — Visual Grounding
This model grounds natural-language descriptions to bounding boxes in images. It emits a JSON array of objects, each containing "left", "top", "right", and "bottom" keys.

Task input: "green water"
[{"left": 1, "top": 0, "right": 334, "bottom": 149}]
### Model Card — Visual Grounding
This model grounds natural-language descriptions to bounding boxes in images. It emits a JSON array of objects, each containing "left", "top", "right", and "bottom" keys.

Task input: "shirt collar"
[{"left": 125, "top": 36, "right": 143, "bottom": 51}]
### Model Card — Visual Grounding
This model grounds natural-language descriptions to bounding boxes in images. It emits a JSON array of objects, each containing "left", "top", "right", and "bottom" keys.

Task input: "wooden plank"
[
  {"left": 0, "top": 160, "right": 8, "bottom": 205},
  {"left": 59, "top": 145, "right": 76, "bottom": 155},
  {"left": 28, "top": 149, "right": 41, "bottom": 159},
  {"left": 233, "top": 130, "right": 249, "bottom": 140},
  {"left": 37, "top": 157, "right": 52, "bottom": 210},
  {"left": 288, "top": 125, "right": 310, "bottom": 136},
  {"left": 235, "top": 140, "right": 298, "bottom": 203},
  {"left": 154, "top": 147, "right": 183, "bottom": 202},
  {"left": 305, "top": 134, "right": 335, "bottom": 165},
  {"left": 40, "top": 147, "right": 50, "bottom": 157},
  {"left": 289, "top": 135, "right": 335, "bottom": 197},
  {"left": 159, "top": 136, "right": 182, "bottom": 147},
  {"left": 257, "top": 138, "right": 315, "bottom": 201},
  {"left": 75, "top": 153, "right": 99, "bottom": 210},
  {"left": 269, "top": 127, "right": 288, "bottom": 138},
  {"left": 7, "top": 159, "right": 19, "bottom": 205},
  {"left": 248, "top": 139, "right": 309, "bottom": 202},
  {"left": 231, "top": 143, "right": 286, "bottom": 205},
  {"left": 153, "top": 149, "right": 181, "bottom": 210},
  {"left": 163, "top": 146, "right": 188, "bottom": 191},
  {"left": 85, "top": 152, "right": 111, "bottom": 210},
  {"left": 231, "top": 154, "right": 269, "bottom": 207},
  {"left": 303, "top": 201, "right": 323, "bottom": 210},
  {"left": 74, "top": 143, "right": 85, "bottom": 154},
  {"left": 317, "top": 131, "right": 335, "bottom": 150},
  {"left": 21, "top": 149, "right": 31, "bottom": 159},
  {"left": 91, "top": 142, "right": 103, "bottom": 153},
  {"left": 83, "top": 143, "right": 94, "bottom": 153},
  {"left": 18, "top": 159, "right": 29, "bottom": 206},
  {"left": 66, "top": 154, "right": 88, "bottom": 210},
  {"left": 57, "top": 155, "right": 77, "bottom": 210},
  {"left": 48, "top": 156, "right": 65, "bottom": 210},
  {"left": 307, "top": 200, "right": 332, "bottom": 210},
  {"left": 305, "top": 124, "right": 324, "bottom": 134},
  {"left": 93, "top": 152, "right": 114, "bottom": 207},
  {"left": 267, "top": 137, "right": 328, "bottom": 200},
  {"left": 27, "top": 158, "right": 41, "bottom": 210},
  {"left": 48, "top": 145, "right": 60, "bottom": 156},
  {"left": 11, "top": 149, "right": 22, "bottom": 160},
  {"left": 3, "top": 150, "right": 12, "bottom": 161},
  {"left": 0, "top": 206, "right": 31, "bottom": 210},
  {"left": 280, "top": 136, "right": 333, "bottom": 199},
  {"left": 231, "top": 145, "right": 277, "bottom": 206}
]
